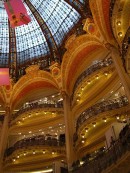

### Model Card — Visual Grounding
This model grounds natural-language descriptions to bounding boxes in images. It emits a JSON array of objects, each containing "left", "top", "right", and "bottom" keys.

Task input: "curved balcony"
[
  {"left": 11, "top": 102, "right": 63, "bottom": 121},
  {"left": 72, "top": 57, "right": 113, "bottom": 100},
  {"left": 122, "top": 27, "right": 130, "bottom": 57},
  {"left": 5, "top": 135, "right": 65, "bottom": 158},
  {"left": 0, "top": 115, "right": 4, "bottom": 122},
  {"left": 76, "top": 96, "right": 129, "bottom": 132},
  {"left": 71, "top": 125, "right": 130, "bottom": 173},
  {"left": 122, "top": 27, "right": 130, "bottom": 71},
  {"left": 110, "top": 0, "right": 116, "bottom": 17}
]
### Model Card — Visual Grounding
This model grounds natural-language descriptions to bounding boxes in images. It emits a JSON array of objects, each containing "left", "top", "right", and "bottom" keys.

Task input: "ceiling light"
[
  {"left": 103, "top": 118, "right": 107, "bottom": 122},
  {"left": 92, "top": 122, "right": 96, "bottom": 127},
  {"left": 76, "top": 98, "right": 80, "bottom": 102},
  {"left": 82, "top": 140, "right": 85, "bottom": 143},
  {"left": 80, "top": 161, "right": 84, "bottom": 165},
  {"left": 118, "top": 32, "right": 122, "bottom": 37},
  {"left": 43, "top": 150, "right": 45, "bottom": 154},
  {"left": 52, "top": 151, "right": 55, "bottom": 155},
  {"left": 116, "top": 116, "right": 120, "bottom": 120},
  {"left": 87, "top": 80, "right": 91, "bottom": 84},
  {"left": 117, "top": 21, "right": 121, "bottom": 26},
  {"left": 96, "top": 75, "right": 99, "bottom": 79},
  {"left": 77, "top": 93, "right": 81, "bottom": 96},
  {"left": 81, "top": 87, "right": 84, "bottom": 91},
  {"left": 85, "top": 128, "right": 88, "bottom": 132},
  {"left": 104, "top": 72, "right": 108, "bottom": 76}
]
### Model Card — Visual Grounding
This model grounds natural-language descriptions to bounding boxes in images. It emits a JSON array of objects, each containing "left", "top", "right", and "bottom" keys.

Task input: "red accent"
[
  {"left": 4, "top": 0, "right": 31, "bottom": 28},
  {"left": 0, "top": 68, "right": 10, "bottom": 86}
]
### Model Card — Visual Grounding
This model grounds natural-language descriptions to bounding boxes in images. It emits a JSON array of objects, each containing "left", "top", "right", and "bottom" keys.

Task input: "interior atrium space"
[{"left": 0, "top": 0, "right": 130, "bottom": 172}]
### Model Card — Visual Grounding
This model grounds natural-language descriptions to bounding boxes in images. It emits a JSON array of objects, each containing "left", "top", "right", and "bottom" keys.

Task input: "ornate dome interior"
[
  {"left": 0, "top": 0, "right": 89, "bottom": 80},
  {"left": 0, "top": 0, "right": 130, "bottom": 172}
]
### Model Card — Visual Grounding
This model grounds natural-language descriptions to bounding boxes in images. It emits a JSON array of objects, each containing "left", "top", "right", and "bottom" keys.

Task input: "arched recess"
[
  {"left": 72, "top": 71, "right": 119, "bottom": 118},
  {"left": 89, "top": 0, "right": 116, "bottom": 46},
  {"left": 61, "top": 34, "right": 109, "bottom": 95},
  {"left": 10, "top": 67, "right": 59, "bottom": 111}
]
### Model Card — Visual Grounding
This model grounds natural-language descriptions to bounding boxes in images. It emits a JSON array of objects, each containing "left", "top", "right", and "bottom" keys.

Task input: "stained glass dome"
[{"left": 0, "top": 0, "right": 88, "bottom": 80}]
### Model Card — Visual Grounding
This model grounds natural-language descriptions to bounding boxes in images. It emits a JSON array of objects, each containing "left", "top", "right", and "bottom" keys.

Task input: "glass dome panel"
[
  {"left": 15, "top": 3, "right": 49, "bottom": 64},
  {"left": 0, "top": 0, "right": 81, "bottom": 69},
  {"left": 30, "top": 0, "right": 81, "bottom": 45},
  {"left": 0, "top": 8, "right": 9, "bottom": 67}
]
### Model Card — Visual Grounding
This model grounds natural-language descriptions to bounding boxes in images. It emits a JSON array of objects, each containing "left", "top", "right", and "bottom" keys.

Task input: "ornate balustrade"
[
  {"left": 71, "top": 57, "right": 113, "bottom": 100},
  {"left": 110, "top": 0, "right": 116, "bottom": 17},
  {"left": 76, "top": 96, "right": 128, "bottom": 132},
  {"left": 0, "top": 115, "right": 4, "bottom": 122},
  {"left": 5, "top": 135, "right": 65, "bottom": 157},
  {"left": 122, "top": 27, "right": 130, "bottom": 65},
  {"left": 11, "top": 102, "right": 63, "bottom": 121},
  {"left": 71, "top": 126, "right": 130, "bottom": 173}
]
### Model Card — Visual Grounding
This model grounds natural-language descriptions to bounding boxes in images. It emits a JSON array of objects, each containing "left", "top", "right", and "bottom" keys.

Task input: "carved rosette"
[
  {"left": 83, "top": 18, "right": 96, "bottom": 35},
  {"left": 49, "top": 62, "right": 60, "bottom": 77},
  {"left": 49, "top": 62, "right": 62, "bottom": 89}
]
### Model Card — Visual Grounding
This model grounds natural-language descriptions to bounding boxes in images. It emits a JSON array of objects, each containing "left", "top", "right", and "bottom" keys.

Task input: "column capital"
[
  {"left": 60, "top": 90, "right": 68, "bottom": 99},
  {"left": 5, "top": 106, "right": 10, "bottom": 116},
  {"left": 105, "top": 43, "right": 121, "bottom": 55}
]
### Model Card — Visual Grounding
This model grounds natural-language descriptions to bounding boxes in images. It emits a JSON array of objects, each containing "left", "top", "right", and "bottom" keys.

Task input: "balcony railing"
[
  {"left": 110, "top": 0, "right": 116, "bottom": 17},
  {"left": 122, "top": 27, "right": 130, "bottom": 71},
  {"left": 71, "top": 126, "right": 130, "bottom": 173},
  {"left": 11, "top": 102, "right": 63, "bottom": 121},
  {"left": 71, "top": 57, "right": 113, "bottom": 101},
  {"left": 5, "top": 135, "right": 65, "bottom": 157},
  {"left": 76, "top": 96, "right": 128, "bottom": 132}
]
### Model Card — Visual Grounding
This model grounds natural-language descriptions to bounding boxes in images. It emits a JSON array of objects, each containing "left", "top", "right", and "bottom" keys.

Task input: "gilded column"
[
  {"left": 106, "top": 43, "right": 130, "bottom": 102},
  {"left": 61, "top": 91, "right": 77, "bottom": 171},
  {"left": 0, "top": 106, "right": 10, "bottom": 172}
]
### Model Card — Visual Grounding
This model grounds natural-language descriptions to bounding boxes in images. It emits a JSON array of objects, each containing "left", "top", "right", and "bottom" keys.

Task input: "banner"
[
  {"left": 0, "top": 68, "right": 10, "bottom": 86},
  {"left": 4, "top": 0, "right": 31, "bottom": 28}
]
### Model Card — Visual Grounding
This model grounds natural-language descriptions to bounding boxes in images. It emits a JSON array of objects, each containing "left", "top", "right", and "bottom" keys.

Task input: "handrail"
[
  {"left": 122, "top": 27, "right": 130, "bottom": 72},
  {"left": 71, "top": 57, "right": 113, "bottom": 101},
  {"left": 11, "top": 102, "right": 63, "bottom": 121},
  {"left": 5, "top": 136, "right": 65, "bottom": 157},
  {"left": 76, "top": 96, "right": 128, "bottom": 132},
  {"left": 110, "top": 0, "right": 116, "bottom": 17},
  {"left": 72, "top": 126, "right": 130, "bottom": 173}
]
